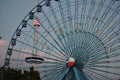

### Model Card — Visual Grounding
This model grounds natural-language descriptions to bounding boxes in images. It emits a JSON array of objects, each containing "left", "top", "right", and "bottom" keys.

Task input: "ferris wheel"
[{"left": 4, "top": 0, "right": 120, "bottom": 80}]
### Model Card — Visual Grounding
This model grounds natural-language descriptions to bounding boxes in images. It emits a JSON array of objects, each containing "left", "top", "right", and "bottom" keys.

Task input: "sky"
[
  {"left": 0, "top": 0, "right": 120, "bottom": 79},
  {"left": 0, "top": 0, "right": 40, "bottom": 67}
]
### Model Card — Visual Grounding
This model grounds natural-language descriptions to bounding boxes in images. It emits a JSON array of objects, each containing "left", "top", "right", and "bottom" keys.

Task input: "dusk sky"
[
  {"left": 0, "top": 0, "right": 120, "bottom": 79},
  {"left": 0, "top": 0, "right": 39, "bottom": 67}
]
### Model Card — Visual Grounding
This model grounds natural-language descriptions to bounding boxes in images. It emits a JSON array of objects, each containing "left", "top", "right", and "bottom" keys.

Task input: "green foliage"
[
  {"left": 0, "top": 36, "right": 2, "bottom": 39},
  {"left": 0, "top": 66, "right": 41, "bottom": 80}
]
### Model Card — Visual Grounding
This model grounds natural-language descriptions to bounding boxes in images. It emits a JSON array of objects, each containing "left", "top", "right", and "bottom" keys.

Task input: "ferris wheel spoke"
[
  {"left": 84, "top": 73, "right": 92, "bottom": 80},
  {"left": 56, "top": 68, "right": 69, "bottom": 79},
  {"left": 38, "top": 63, "right": 63, "bottom": 69},
  {"left": 49, "top": 5, "right": 68, "bottom": 52},
  {"left": 36, "top": 64, "right": 61, "bottom": 71},
  {"left": 73, "top": 32, "right": 84, "bottom": 53},
  {"left": 89, "top": 65, "right": 120, "bottom": 70},
  {"left": 43, "top": 63, "right": 65, "bottom": 70},
  {"left": 81, "top": 0, "right": 87, "bottom": 30},
  {"left": 41, "top": 71, "right": 56, "bottom": 80},
  {"left": 66, "top": 0, "right": 73, "bottom": 34},
  {"left": 56, "top": 68, "right": 70, "bottom": 80},
  {"left": 85, "top": 68, "right": 112, "bottom": 80},
  {"left": 13, "top": 49, "right": 33, "bottom": 55},
  {"left": 15, "top": 39, "right": 67, "bottom": 62},
  {"left": 93, "top": 58, "right": 120, "bottom": 65},
  {"left": 87, "top": 41, "right": 105, "bottom": 53},
  {"left": 81, "top": 34, "right": 94, "bottom": 51},
  {"left": 84, "top": 69, "right": 106, "bottom": 80},
  {"left": 88, "top": 50, "right": 106, "bottom": 60},
  {"left": 44, "top": 64, "right": 64, "bottom": 79},
  {"left": 46, "top": 48, "right": 67, "bottom": 60},
  {"left": 27, "top": 23, "right": 69, "bottom": 58},
  {"left": 45, "top": 5, "right": 70, "bottom": 56},
  {"left": 87, "top": 55, "right": 109, "bottom": 65},
  {"left": 104, "top": 37, "right": 120, "bottom": 50},
  {"left": 66, "top": 33, "right": 75, "bottom": 55},
  {"left": 45, "top": 59, "right": 64, "bottom": 66},
  {"left": 10, "top": 58, "right": 25, "bottom": 62},
  {"left": 79, "top": 33, "right": 102, "bottom": 53},
  {"left": 84, "top": 47, "right": 105, "bottom": 61},
  {"left": 41, "top": 57, "right": 65, "bottom": 64},
  {"left": 66, "top": 0, "right": 74, "bottom": 33},
  {"left": 110, "top": 40, "right": 120, "bottom": 49},
  {"left": 89, "top": 0, "right": 105, "bottom": 33},
  {"left": 41, "top": 10, "right": 69, "bottom": 57},
  {"left": 72, "top": 31, "right": 105, "bottom": 58},
  {"left": 9, "top": 58, "right": 28, "bottom": 69},
  {"left": 106, "top": 52, "right": 120, "bottom": 59},
  {"left": 72, "top": 48, "right": 89, "bottom": 63},
  {"left": 57, "top": 1, "right": 73, "bottom": 51},
  {"left": 68, "top": 2, "right": 78, "bottom": 48},
  {"left": 37, "top": 66, "right": 62, "bottom": 74},
  {"left": 88, "top": 47, "right": 105, "bottom": 58},
  {"left": 65, "top": 0, "right": 71, "bottom": 17},
  {"left": 74, "top": 0, "right": 78, "bottom": 25},
  {"left": 89, "top": 52, "right": 120, "bottom": 64},
  {"left": 86, "top": 57, "right": 107, "bottom": 66},
  {"left": 38, "top": 63, "right": 65, "bottom": 79},
  {"left": 92, "top": 0, "right": 114, "bottom": 33},
  {"left": 55, "top": 1, "right": 66, "bottom": 24},
  {"left": 102, "top": 32, "right": 119, "bottom": 45},
  {"left": 87, "top": 67, "right": 120, "bottom": 76},
  {"left": 87, "top": 48, "right": 106, "bottom": 60},
  {"left": 38, "top": 68, "right": 57, "bottom": 78},
  {"left": 85, "top": 0, "right": 96, "bottom": 31},
  {"left": 100, "top": 13, "right": 120, "bottom": 40},
  {"left": 99, "top": 6, "right": 120, "bottom": 37},
  {"left": 59, "top": 0, "right": 72, "bottom": 55},
  {"left": 86, "top": 57, "right": 110, "bottom": 66},
  {"left": 38, "top": 22, "right": 69, "bottom": 57},
  {"left": 14, "top": 48, "right": 66, "bottom": 63},
  {"left": 40, "top": 67, "right": 63, "bottom": 80},
  {"left": 88, "top": 44, "right": 120, "bottom": 62},
  {"left": 105, "top": 38, "right": 120, "bottom": 49}
]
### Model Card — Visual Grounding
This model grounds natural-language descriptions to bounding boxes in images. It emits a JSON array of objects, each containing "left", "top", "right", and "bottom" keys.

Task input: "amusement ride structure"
[{"left": 4, "top": 0, "right": 120, "bottom": 80}]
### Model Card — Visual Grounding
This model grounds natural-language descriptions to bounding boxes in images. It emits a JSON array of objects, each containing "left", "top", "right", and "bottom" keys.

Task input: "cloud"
[
  {"left": 0, "top": 39, "right": 8, "bottom": 46},
  {"left": 0, "top": 39, "right": 8, "bottom": 67}
]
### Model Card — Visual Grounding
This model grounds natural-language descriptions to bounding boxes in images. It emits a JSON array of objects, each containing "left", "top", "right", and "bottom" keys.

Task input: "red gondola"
[{"left": 33, "top": 19, "right": 40, "bottom": 27}]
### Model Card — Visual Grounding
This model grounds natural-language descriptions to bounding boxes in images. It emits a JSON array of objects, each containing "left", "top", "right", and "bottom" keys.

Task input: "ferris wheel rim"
[{"left": 4, "top": 0, "right": 120, "bottom": 80}]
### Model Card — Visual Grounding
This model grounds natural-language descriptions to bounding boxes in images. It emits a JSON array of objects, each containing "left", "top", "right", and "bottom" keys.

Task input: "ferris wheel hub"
[{"left": 67, "top": 57, "right": 75, "bottom": 67}]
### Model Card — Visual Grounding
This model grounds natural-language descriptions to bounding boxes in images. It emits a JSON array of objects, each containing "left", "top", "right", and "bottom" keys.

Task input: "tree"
[
  {"left": 0, "top": 36, "right": 2, "bottom": 40},
  {"left": 29, "top": 66, "right": 41, "bottom": 80},
  {"left": 0, "top": 66, "right": 41, "bottom": 80}
]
